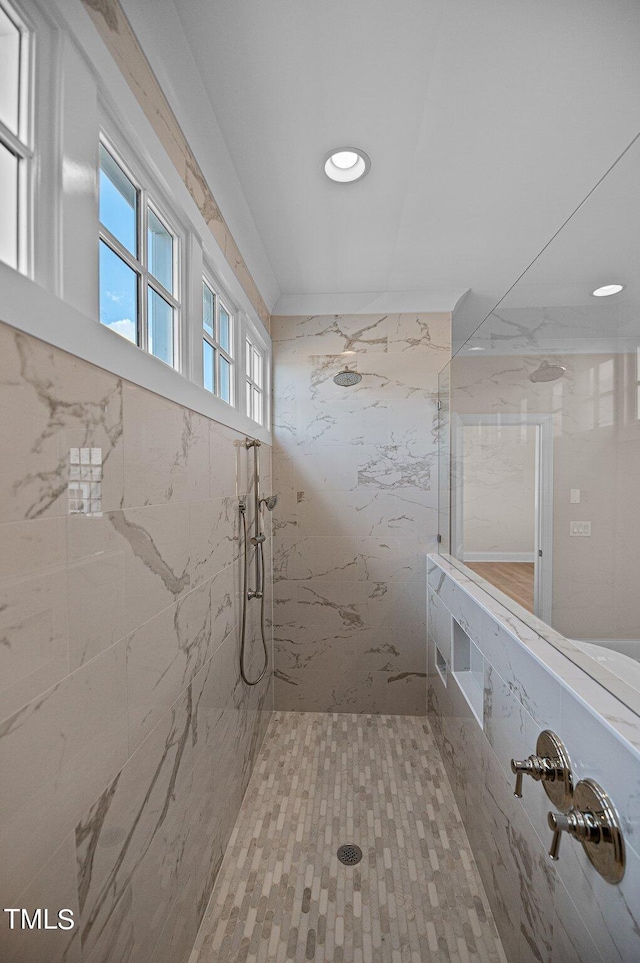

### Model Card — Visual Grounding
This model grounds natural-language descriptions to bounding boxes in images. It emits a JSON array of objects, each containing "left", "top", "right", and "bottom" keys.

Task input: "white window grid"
[
  {"left": 99, "top": 137, "right": 181, "bottom": 367},
  {"left": 0, "top": 0, "right": 32, "bottom": 273},
  {"left": 202, "top": 277, "right": 234, "bottom": 404},
  {"left": 245, "top": 335, "right": 264, "bottom": 425}
]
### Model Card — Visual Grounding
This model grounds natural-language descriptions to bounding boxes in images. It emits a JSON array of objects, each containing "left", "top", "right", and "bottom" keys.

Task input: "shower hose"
[{"left": 239, "top": 503, "right": 269, "bottom": 686}]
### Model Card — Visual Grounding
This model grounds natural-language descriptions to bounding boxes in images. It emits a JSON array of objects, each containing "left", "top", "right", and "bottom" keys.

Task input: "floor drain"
[{"left": 337, "top": 844, "right": 363, "bottom": 866}]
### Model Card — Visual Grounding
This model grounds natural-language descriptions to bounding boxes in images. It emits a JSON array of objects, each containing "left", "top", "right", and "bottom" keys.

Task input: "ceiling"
[{"left": 124, "top": 0, "right": 640, "bottom": 331}]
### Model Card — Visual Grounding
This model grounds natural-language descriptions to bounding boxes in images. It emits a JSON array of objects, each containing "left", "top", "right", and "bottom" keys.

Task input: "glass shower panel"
[{"left": 442, "top": 131, "right": 640, "bottom": 715}]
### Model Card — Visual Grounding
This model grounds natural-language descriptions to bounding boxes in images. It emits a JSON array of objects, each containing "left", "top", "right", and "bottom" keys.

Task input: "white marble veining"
[
  {"left": 428, "top": 554, "right": 640, "bottom": 962},
  {"left": 272, "top": 312, "right": 450, "bottom": 715},
  {"left": 0, "top": 321, "right": 273, "bottom": 963}
]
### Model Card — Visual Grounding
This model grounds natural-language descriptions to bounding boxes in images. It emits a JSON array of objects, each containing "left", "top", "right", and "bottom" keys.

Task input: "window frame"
[
  {"left": 244, "top": 324, "right": 267, "bottom": 427},
  {"left": 202, "top": 274, "right": 235, "bottom": 405},
  {"left": 98, "top": 134, "right": 182, "bottom": 370},
  {"left": 0, "top": 0, "right": 33, "bottom": 274}
]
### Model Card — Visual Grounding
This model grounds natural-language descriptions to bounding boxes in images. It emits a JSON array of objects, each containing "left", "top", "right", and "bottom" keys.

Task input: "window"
[
  {"left": 0, "top": 1, "right": 30, "bottom": 270},
  {"left": 99, "top": 141, "right": 180, "bottom": 367},
  {"left": 245, "top": 336, "right": 264, "bottom": 425},
  {"left": 202, "top": 278, "right": 234, "bottom": 404}
]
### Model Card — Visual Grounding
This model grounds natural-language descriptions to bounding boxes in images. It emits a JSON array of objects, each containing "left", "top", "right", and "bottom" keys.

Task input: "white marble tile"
[
  {"left": 0, "top": 325, "right": 124, "bottom": 522},
  {"left": 296, "top": 399, "right": 389, "bottom": 448},
  {"left": 295, "top": 313, "right": 389, "bottom": 354},
  {"left": 0, "top": 639, "right": 128, "bottom": 904},
  {"left": 0, "top": 561, "right": 69, "bottom": 725},
  {"left": 107, "top": 504, "right": 191, "bottom": 634},
  {"left": 296, "top": 488, "right": 437, "bottom": 538},
  {"left": 189, "top": 496, "right": 239, "bottom": 587},
  {"left": 550, "top": 878, "right": 605, "bottom": 963},
  {"left": 273, "top": 534, "right": 359, "bottom": 582},
  {"left": 74, "top": 682, "right": 199, "bottom": 961},
  {"left": 558, "top": 684, "right": 640, "bottom": 859},
  {"left": 293, "top": 444, "right": 359, "bottom": 492},
  {"left": 65, "top": 513, "right": 129, "bottom": 678},
  {"left": 209, "top": 422, "right": 242, "bottom": 498},
  {"left": 429, "top": 556, "right": 640, "bottom": 963},
  {"left": 387, "top": 312, "right": 450, "bottom": 353},
  {"left": 123, "top": 384, "right": 209, "bottom": 507},
  {"left": 126, "top": 579, "right": 212, "bottom": 751},
  {"left": 357, "top": 535, "right": 432, "bottom": 582},
  {"left": 357, "top": 442, "right": 437, "bottom": 489},
  {"left": 1, "top": 833, "right": 82, "bottom": 963}
]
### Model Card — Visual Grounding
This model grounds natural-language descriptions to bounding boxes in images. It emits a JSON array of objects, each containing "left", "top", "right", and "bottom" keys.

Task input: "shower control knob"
[
  {"left": 510, "top": 730, "right": 573, "bottom": 810},
  {"left": 547, "top": 810, "right": 598, "bottom": 861},
  {"left": 546, "top": 779, "right": 625, "bottom": 883}
]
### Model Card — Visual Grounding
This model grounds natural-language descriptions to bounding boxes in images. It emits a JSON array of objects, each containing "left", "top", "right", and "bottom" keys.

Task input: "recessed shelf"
[{"left": 452, "top": 620, "right": 484, "bottom": 728}]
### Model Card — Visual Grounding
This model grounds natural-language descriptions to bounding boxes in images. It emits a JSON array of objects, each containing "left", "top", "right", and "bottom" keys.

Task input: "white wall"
[{"left": 461, "top": 422, "right": 536, "bottom": 558}]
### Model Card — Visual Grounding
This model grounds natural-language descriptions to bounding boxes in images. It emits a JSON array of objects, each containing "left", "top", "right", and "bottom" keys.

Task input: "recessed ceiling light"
[
  {"left": 469, "top": 346, "right": 485, "bottom": 351},
  {"left": 591, "top": 284, "right": 624, "bottom": 297},
  {"left": 324, "top": 147, "right": 371, "bottom": 183}
]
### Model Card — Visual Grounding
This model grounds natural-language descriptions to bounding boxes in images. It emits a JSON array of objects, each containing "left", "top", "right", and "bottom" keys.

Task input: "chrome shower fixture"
[
  {"left": 529, "top": 361, "right": 567, "bottom": 383},
  {"left": 333, "top": 366, "right": 362, "bottom": 387},
  {"left": 239, "top": 437, "right": 271, "bottom": 687}
]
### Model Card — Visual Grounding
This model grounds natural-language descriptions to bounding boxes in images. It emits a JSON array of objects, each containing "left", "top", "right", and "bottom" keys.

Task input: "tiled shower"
[
  {"left": 271, "top": 312, "right": 450, "bottom": 714},
  {"left": 2, "top": 0, "right": 640, "bottom": 960}
]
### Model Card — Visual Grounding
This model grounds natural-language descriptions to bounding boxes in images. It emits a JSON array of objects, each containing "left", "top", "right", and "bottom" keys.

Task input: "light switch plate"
[
  {"left": 570, "top": 521, "right": 591, "bottom": 536},
  {"left": 570, "top": 489, "right": 580, "bottom": 503}
]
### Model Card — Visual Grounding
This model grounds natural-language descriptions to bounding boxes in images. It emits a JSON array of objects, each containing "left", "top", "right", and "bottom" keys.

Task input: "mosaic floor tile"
[{"left": 191, "top": 712, "right": 507, "bottom": 963}]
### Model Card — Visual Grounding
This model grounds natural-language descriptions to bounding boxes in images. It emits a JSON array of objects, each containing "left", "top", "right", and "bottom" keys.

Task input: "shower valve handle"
[
  {"left": 546, "top": 779, "right": 625, "bottom": 883},
  {"left": 547, "top": 810, "right": 599, "bottom": 861},
  {"left": 509, "top": 731, "right": 573, "bottom": 810},
  {"left": 511, "top": 755, "right": 554, "bottom": 798}
]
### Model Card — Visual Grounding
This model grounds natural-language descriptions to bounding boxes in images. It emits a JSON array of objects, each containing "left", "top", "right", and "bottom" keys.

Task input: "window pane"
[
  {"left": 253, "top": 348, "right": 262, "bottom": 388},
  {"left": 203, "top": 282, "right": 214, "bottom": 337},
  {"left": 0, "top": 142, "right": 18, "bottom": 269},
  {"left": 220, "top": 305, "right": 231, "bottom": 354},
  {"left": 220, "top": 355, "right": 231, "bottom": 404},
  {"left": 203, "top": 339, "right": 215, "bottom": 393},
  {"left": 99, "top": 146, "right": 138, "bottom": 256},
  {"left": 246, "top": 381, "right": 252, "bottom": 416},
  {"left": 246, "top": 339, "right": 252, "bottom": 377},
  {"left": 0, "top": 6, "right": 20, "bottom": 137},
  {"left": 99, "top": 240, "right": 138, "bottom": 343},
  {"left": 148, "top": 286, "right": 174, "bottom": 366},
  {"left": 148, "top": 209, "right": 173, "bottom": 293},
  {"left": 254, "top": 387, "right": 263, "bottom": 425}
]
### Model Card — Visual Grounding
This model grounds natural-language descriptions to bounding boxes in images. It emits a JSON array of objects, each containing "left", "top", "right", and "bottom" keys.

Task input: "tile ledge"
[{"left": 428, "top": 553, "right": 640, "bottom": 763}]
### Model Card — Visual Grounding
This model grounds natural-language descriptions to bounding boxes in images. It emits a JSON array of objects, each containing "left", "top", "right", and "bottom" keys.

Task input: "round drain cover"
[{"left": 337, "top": 844, "right": 363, "bottom": 866}]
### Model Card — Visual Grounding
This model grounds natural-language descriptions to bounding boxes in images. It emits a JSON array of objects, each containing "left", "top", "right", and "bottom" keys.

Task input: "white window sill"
[{"left": 0, "top": 262, "right": 272, "bottom": 445}]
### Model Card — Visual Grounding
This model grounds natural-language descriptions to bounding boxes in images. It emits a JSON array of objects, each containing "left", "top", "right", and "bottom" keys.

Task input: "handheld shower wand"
[{"left": 239, "top": 438, "right": 277, "bottom": 686}]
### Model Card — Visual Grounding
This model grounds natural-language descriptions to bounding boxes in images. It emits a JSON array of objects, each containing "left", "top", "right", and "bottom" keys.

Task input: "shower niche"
[{"left": 452, "top": 620, "right": 484, "bottom": 727}]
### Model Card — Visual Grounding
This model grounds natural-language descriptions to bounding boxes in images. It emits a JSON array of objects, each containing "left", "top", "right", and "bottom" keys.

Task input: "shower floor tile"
[{"left": 190, "top": 712, "right": 507, "bottom": 963}]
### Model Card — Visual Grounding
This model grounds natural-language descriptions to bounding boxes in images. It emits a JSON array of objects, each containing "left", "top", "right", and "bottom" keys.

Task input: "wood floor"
[{"left": 466, "top": 561, "right": 535, "bottom": 613}]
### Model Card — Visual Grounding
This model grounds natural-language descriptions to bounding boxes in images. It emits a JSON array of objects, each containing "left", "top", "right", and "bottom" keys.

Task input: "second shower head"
[
  {"left": 260, "top": 495, "right": 278, "bottom": 511},
  {"left": 333, "top": 366, "right": 362, "bottom": 387}
]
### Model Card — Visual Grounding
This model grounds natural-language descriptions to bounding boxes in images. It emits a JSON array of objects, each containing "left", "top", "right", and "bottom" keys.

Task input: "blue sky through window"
[{"left": 99, "top": 241, "right": 137, "bottom": 343}]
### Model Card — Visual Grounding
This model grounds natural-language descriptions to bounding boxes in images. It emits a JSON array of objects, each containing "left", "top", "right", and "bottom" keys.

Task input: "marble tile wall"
[
  {"left": 271, "top": 313, "right": 450, "bottom": 714},
  {"left": 427, "top": 554, "right": 640, "bottom": 962},
  {"left": 0, "top": 319, "right": 273, "bottom": 963}
]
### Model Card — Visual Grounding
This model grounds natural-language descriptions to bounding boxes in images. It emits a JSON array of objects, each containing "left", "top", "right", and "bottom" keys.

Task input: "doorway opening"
[{"left": 451, "top": 413, "right": 553, "bottom": 622}]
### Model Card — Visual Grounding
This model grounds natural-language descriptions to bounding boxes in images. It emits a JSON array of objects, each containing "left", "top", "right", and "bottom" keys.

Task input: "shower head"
[
  {"left": 333, "top": 367, "right": 362, "bottom": 387},
  {"left": 529, "top": 362, "right": 567, "bottom": 383},
  {"left": 260, "top": 495, "right": 278, "bottom": 511}
]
